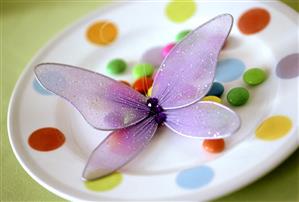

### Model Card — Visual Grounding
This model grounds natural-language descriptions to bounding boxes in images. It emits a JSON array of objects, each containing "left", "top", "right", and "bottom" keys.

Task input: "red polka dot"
[
  {"left": 238, "top": 8, "right": 270, "bottom": 35},
  {"left": 28, "top": 128, "right": 65, "bottom": 151}
]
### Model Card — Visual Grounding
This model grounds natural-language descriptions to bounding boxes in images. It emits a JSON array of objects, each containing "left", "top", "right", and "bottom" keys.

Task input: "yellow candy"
[
  {"left": 202, "top": 96, "right": 222, "bottom": 103},
  {"left": 147, "top": 86, "right": 153, "bottom": 96}
]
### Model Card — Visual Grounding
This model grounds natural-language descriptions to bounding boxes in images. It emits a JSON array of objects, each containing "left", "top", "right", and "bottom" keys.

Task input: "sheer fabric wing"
[
  {"left": 165, "top": 101, "right": 240, "bottom": 139},
  {"left": 82, "top": 117, "right": 158, "bottom": 180},
  {"left": 151, "top": 14, "right": 233, "bottom": 109},
  {"left": 35, "top": 63, "right": 149, "bottom": 130}
]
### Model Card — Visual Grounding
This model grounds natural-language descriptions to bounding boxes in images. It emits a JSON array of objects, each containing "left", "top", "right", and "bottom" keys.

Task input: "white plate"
[{"left": 8, "top": 1, "right": 299, "bottom": 201}]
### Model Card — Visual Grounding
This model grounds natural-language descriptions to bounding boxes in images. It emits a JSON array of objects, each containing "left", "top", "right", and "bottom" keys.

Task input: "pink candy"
[{"left": 162, "top": 43, "right": 176, "bottom": 57}]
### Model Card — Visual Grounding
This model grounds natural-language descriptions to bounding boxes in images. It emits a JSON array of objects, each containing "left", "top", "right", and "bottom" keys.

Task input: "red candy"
[{"left": 133, "top": 76, "right": 153, "bottom": 95}]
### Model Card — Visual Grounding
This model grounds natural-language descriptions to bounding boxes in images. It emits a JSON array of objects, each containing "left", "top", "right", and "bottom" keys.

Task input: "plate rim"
[{"left": 7, "top": 1, "right": 299, "bottom": 201}]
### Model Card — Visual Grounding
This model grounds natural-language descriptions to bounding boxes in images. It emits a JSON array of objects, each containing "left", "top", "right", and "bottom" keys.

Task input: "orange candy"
[
  {"left": 119, "top": 80, "right": 131, "bottom": 87},
  {"left": 203, "top": 139, "right": 225, "bottom": 153},
  {"left": 133, "top": 76, "right": 153, "bottom": 95}
]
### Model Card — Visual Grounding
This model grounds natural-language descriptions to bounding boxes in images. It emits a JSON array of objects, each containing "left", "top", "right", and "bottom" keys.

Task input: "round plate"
[{"left": 7, "top": 1, "right": 298, "bottom": 201}]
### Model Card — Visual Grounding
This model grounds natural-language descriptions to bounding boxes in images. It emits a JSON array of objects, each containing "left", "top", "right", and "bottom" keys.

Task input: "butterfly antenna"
[{"left": 142, "top": 64, "right": 149, "bottom": 96}]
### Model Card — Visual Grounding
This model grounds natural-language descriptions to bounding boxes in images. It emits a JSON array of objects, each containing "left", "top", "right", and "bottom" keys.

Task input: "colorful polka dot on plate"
[
  {"left": 238, "top": 8, "right": 271, "bottom": 35},
  {"left": 276, "top": 53, "right": 299, "bottom": 79},
  {"left": 28, "top": 127, "right": 65, "bottom": 151},
  {"left": 86, "top": 21, "right": 118, "bottom": 45},
  {"left": 33, "top": 78, "right": 52, "bottom": 95},
  {"left": 256, "top": 116, "right": 292, "bottom": 140},
  {"left": 141, "top": 46, "right": 164, "bottom": 68},
  {"left": 215, "top": 58, "right": 245, "bottom": 82},
  {"left": 176, "top": 165, "right": 214, "bottom": 189},
  {"left": 165, "top": 0, "right": 196, "bottom": 23},
  {"left": 84, "top": 172, "right": 122, "bottom": 191}
]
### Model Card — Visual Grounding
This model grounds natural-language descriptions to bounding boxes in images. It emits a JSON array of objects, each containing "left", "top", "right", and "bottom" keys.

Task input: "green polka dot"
[
  {"left": 243, "top": 68, "right": 267, "bottom": 86},
  {"left": 107, "top": 59, "right": 127, "bottom": 74},
  {"left": 84, "top": 172, "right": 122, "bottom": 191},
  {"left": 165, "top": 0, "right": 196, "bottom": 23},
  {"left": 227, "top": 87, "right": 250, "bottom": 106}
]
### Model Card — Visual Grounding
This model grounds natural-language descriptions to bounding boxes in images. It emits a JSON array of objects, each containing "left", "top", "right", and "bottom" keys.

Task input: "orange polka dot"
[
  {"left": 238, "top": 8, "right": 270, "bottom": 35},
  {"left": 28, "top": 128, "right": 65, "bottom": 151},
  {"left": 86, "top": 21, "right": 118, "bottom": 45},
  {"left": 203, "top": 139, "right": 225, "bottom": 153}
]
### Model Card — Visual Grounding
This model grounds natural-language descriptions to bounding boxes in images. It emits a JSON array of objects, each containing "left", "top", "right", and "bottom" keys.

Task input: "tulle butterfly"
[{"left": 35, "top": 14, "right": 240, "bottom": 180}]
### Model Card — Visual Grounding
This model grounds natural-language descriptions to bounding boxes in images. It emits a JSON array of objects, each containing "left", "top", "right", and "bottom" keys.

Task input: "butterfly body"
[
  {"left": 35, "top": 14, "right": 241, "bottom": 180},
  {"left": 147, "top": 97, "right": 167, "bottom": 124}
]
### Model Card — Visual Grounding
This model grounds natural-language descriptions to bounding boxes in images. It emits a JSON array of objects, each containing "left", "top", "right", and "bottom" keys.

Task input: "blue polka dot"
[
  {"left": 176, "top": 165, "right": 214, "bottom": 189},
  {"left": 32, "top": 78, "right": 52, "bottom": 95},
  {"left": 215, "top": 58, "right": 245, "bottom": 82}
]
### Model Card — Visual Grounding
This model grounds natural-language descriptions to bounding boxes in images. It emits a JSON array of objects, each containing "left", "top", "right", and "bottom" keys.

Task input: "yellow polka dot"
[
  {"left": 165, "top": 0, "right": 196, "bottom": 23},
  {"left": 256, "top": 116, "right": 292, "bottom": 140},
  {"left": 202, "top": 96, "right": 222, "bottom": 103},
  {"left": 86, "top": 21, "right": 118, "bottom": 45},
  {"left": 84, "top": 172, "right": 122, "bottom": 191}
]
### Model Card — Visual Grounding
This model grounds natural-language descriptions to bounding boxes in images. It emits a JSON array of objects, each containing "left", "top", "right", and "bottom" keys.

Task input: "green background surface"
[{"left": 1, "top": 0, "right": 298, "bottom": 201}]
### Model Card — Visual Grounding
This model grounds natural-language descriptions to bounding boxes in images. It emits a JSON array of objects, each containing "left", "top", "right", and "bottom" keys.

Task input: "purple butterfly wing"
[
  {"left": 82, "top": 117, "right": 158, "bottom": 180},
  {"left": 35, "top": 63, "right": 149, "bottom": 130},
  {"left": 165, "top": 101, "right": 240, "bottom": 139},
  {"left": 151, "top": 14, "right": 233, "bottom": 109}
]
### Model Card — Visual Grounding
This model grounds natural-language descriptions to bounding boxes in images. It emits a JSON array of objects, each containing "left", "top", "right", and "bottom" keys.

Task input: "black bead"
[
  {"left": 154, "top": 113, "right": 167, "bottom": 124},
  {"left": 147, "top": 97, "right": 159, "bottom": 107},
  {"left": 154, "top": 105, "right": 164, "bottom": 113}
]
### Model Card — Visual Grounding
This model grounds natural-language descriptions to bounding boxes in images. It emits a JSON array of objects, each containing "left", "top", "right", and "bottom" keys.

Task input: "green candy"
[
  {"left": 175, "top": 30, "right": 191, "bottom": 42},
  {"left": 243, "top": 68, "right": 267, "bottom": 86},
  {"left": 107, "top": 59, "right": 127, "bottom": 74},
  {"left": 227, "top": 87, "right": 250, "bottom": 106},
  {"left": 132, "top": 63, "right": 154, "bottom": 78}
]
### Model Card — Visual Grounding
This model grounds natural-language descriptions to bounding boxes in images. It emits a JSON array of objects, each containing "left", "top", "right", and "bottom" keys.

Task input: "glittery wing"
[
  {"left": 151, "top": 14, "right": 233, "bottom": 109},
  {"left": 82, "top": 117, "right": 158, "bottom": 180},
  {"left": 165, "top": 101, "right": 240, "bottom": 139},
  {"left": 35, "top": 63, "right": 149, "bottom": 130}
]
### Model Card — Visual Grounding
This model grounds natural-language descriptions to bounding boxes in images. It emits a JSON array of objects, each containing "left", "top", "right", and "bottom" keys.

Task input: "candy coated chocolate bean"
[
  {"left": 175, "top": 30, "right": 191, "bottom": 42},
  {"left": 162, "top": 43, "right": 175, "bottom": 57},
  {"left": 243, "top": 68, "right": 267, "bottom": 86},
  {"left": 202, "top": 96, "right": 222, "bottom": 103},
  {"left": 203, "top": 139, "right": 225, "bottom": 153},
  {"left": 227, "top": 87, "right": 250, "bottom": 106},
  {"left": 119, "top": 80, "right": 131, "bottom": 87},
  {"left": 133, "top": 76, "right": 153, "bottom": 95},
  {"left": 132, "top": 63, "right": 154, "bottom": 79},
  {"left": 207, "top": 82, "right": 224, "bottom": 97},
  {"left": 147, "top": 86, "right": 153, "bottom": 97}
]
